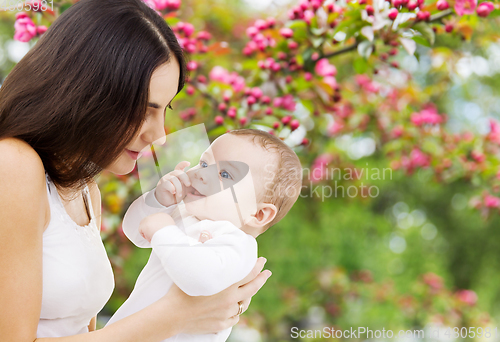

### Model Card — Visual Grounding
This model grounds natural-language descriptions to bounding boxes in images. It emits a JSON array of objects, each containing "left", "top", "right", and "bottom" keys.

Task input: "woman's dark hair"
[{"left": 0, "top": 0, "right": 187, "bottom": 196}]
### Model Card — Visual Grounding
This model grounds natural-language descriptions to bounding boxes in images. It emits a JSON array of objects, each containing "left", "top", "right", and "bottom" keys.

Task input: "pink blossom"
[
  {"left": 437, "top": 0, "right": 450, "bottom": 9},
  {"left": 250, "top": 87, "right": 262, "bottom": 99},
  {"left": 14, "top": 17, "right": 37, "bottom": 42},
  {"left": 410, "top": 148, "right": 430, "bottom": 167},
  {"left": 471, "top": 150, "right": 485, "bottom": 163},
  {"left": 281, "top": 94, "right": 296, "bottom": 111},
  {"left": 484, "top": 195, "right": 500, "bottom": 208},
  {"left": 290, "top": 119, "right": 300, "bottom": 131},
  {"left": 279, "top": 28, "right": 294, "bottom": 38},
  {"left": 328, "top": 120, "right": 344, "bottom": 135},
  {"left": 488, "top": 118, "right": 500, "bottom": 143},
  {"left": 456, "top": 290, "right": 478, "bottom": 306},
  {"left": 315, "top": 58, "right": 337, "bottom": 77},
  {"left": 476, "top": 1, "right": 495, "bottom": 16},
  {"left": 392, "top": 126, "right": 404, "bottom": 138},
  {"left": 454, "top": 0, "right": 477, "bottom": 15},
  {"left": 304, "top": 72, "right": 313, "bottom": 81},
  {"left": 180, "top": 22, "right": 195, "bottom": 37},
  {"left": 323, "top": 76, "right": 337, "bottom": 90},
  {"left": 423, "top": 272, "right": 443, "bottom": 290},
  {"left": 37, "top": 26, "right": 48, "bottom": 35},
  {"left": 15, "top": 12, "right": 28, "bottom": 20},
  {"left": 254, "top": 19, "right": 268, "bottom": 30},
  {"left": 197, "top": 31, "right": 211, "bottom": 41},
  {"left": 143, "top": 0, "right": 157, "bottom": 10},
  {"left": 186, "top": 61, "right": 198, "bottom": 71},
  {"left": 410, "top": 106, "right": 443, "bottom": 126},
  {"left": 355, "top": 74, "right": 371, "bottom": 87},
  {"left": 388, "top": 8, "right": 399, "bottom": 20},
  {"left": 208, "top": 66, "right": 246, "bottom": 92},
  {"left": 303, "top": 10, "right": 315, "bottom": 24},
  {"left": 166, "top": 0, "right": 181, "bottom": 10}
]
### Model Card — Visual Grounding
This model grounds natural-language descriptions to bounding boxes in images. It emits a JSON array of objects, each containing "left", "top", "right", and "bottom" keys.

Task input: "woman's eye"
[
  {"left": 200, "top": 161, "right": 208, "bottom": 168},
  {"left": 220, "top": 171, "right": 232, "bottom": 180}
]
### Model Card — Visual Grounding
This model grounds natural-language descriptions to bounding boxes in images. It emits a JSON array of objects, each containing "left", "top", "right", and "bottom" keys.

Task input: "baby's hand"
[
  {"left": 139, "top": 212, "right": 176, "bottom": 242},
  {"left": 155, "top": 161, "right": 191, "bottom": 207},
  {"left": 198, "top": 230, "right": 213, "bottom": 243}
]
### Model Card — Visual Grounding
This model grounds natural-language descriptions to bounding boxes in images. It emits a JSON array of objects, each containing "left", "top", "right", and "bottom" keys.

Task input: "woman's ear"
[{"left": 244, "top": 203, "right": 277, "bottom": 235}]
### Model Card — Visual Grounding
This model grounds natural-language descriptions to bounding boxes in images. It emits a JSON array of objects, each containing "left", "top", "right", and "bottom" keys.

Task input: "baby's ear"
[{"left": 244, "top": 203, "right": 277, "bottom": 234}]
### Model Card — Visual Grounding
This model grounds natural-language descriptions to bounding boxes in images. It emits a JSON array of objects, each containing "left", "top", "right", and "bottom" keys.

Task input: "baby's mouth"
[{"left": 187, "top": 185, "right": 205, "bottom": 197}]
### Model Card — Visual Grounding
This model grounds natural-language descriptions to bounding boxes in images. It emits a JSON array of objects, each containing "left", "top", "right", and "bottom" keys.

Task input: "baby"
[{"left": 105, "top": 128, "right": 303, "bottom": 341}]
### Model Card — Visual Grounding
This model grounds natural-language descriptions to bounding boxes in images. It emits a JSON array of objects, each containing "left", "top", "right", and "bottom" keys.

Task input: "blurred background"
[{"left": 2, "top": 0, "right": 500, "bottom": 340}]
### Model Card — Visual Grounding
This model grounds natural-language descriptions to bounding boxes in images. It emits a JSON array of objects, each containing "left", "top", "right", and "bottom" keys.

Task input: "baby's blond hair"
[{"left": 227, "top": 128, "right": 302, "bottom": 230}]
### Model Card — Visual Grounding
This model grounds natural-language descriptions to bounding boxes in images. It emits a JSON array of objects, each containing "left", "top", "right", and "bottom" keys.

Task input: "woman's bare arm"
[{"left": 0, "top": 139, "right": 47, "bottom": 341}]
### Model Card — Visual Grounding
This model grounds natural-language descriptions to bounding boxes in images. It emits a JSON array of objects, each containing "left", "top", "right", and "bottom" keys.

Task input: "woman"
[{"left": 0, "top": 0, "right": 271, "bottom": 340}]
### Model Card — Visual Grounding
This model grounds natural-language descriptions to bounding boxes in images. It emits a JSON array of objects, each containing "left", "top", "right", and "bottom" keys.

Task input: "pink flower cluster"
[
  {"left": 143, "top": 0, "right": 181, "bottom": 11},
  {"left": 453, "top": 0, "right": 494, "bottom": 16},
  {"left": 273, "top": 94, "right": 296, "bottom": 111},
  {"left": 476, "top": 1, "right": 495, "bottom": 17},
  {"left": 242, "top": 86, "right": 270, "bottom": 107},
  {"left": 14, "top": 13, "right": 47, "bottom": 43},
  {"left": 410, "top": 105, "right": 444, "bottom": 126},
  {"left": 243, "top": 18, "right": 277, "bottom": 56},
  {"left": 484, "top": 194, "right": 500, "bottom": 208},
  {"left": 355, "top": 74, "right": 380, "bottom": 93},
  {"left": 487, "top": 118, "right": 500, "bottom": 144},
  {"left": 173, "top": 22, "right": 211, "bottom": 54},
  {"left": 288, "top": 0, "right": 326, "bottom": 23},
  {"left": 209, "top": 66, "right": 246, "bottom": 92},
  {"left": 423, "top": 272, "right": 443, "bottom": 291},
  {"left": 456, "top": 289, "right": 478, "bottom": 306},
  {"left": 315, "top": 58, "right": 338, "bottom": 91},
  {"left": 397, "top": 148, "right": 431, "bottom": 174},
  {"left": 328, "top": 120, "right": 344, "bottom": 135}
]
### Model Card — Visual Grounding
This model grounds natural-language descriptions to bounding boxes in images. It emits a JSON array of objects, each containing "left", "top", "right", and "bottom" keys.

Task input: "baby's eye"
[
  {"left": 200, "top": 161, "right": 208, "bottom": 168},
  {"left": 220, "top": 170, "right": 232, "bottom": 180}
]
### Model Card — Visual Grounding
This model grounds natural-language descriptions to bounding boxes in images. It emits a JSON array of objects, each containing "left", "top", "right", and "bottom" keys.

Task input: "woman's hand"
[{"left": 161, "top": 257, "right": 271, "bottom": 334}]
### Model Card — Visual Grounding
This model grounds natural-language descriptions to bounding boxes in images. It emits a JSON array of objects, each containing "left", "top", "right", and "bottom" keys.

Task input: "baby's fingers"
[
  {"left": 169, "top": 176, "right": 184, "bottom": 202},
  {"left": 176, "top": 172, "right": 191, "bottom": 187},
  {"left": 158, "top": 178, "right": 176, "bottom": 195},
  {"left": 175, "top": 161, "right": 190, "bottom": 171}
]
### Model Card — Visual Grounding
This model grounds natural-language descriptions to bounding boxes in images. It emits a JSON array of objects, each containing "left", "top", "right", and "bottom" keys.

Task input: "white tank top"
[{"left": 37, "top": 172, "right": 115, "bottom": 338}]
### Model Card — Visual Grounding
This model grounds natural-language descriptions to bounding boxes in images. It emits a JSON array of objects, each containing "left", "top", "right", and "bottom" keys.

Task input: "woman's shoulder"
[
  {"left": 0, "top": 137, "right": 49, "bottom": 228},
  {"left": 0, "top": 137, "right": 44, "bottom": 167}
]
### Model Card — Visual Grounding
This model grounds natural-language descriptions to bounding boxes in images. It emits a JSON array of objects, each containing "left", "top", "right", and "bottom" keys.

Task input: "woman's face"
[{"left": 106, "top": 59, "right": 180, "bottom": 175}]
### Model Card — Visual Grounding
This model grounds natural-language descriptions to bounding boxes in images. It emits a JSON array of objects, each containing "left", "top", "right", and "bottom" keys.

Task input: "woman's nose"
[{"left": 141, "top": 115, "right": 166, "bottom": 145}]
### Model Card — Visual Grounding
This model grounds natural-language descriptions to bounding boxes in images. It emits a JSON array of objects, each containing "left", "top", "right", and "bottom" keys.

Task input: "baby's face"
[{"left": 183, "top": 134, "right": 276, "bottom": 227}]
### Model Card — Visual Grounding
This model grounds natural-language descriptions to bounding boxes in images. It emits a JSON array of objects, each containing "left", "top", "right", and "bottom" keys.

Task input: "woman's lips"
[{"left": 126, "top": 149, "right": 142, "bottom": 160}]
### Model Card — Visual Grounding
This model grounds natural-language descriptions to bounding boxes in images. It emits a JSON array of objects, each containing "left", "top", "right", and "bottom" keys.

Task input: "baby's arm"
[
  {"left": 122, "top": 189, "right": 177, "bottom": 248},
  {"left": 150, "top": 221, "right": 258, "bottom": 297}
]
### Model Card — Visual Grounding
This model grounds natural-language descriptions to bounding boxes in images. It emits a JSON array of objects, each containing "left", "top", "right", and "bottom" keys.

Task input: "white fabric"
[
  {"left": 37, "top": 172, "right": 115, "bottom": 338},
  {"left": 105, "top": 189, "right": 258, "bottom": 342}
]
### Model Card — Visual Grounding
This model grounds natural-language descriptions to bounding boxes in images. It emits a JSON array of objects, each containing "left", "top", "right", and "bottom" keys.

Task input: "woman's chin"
[{"left": 105, "top": 158, "right": 136, "bottom": 175}]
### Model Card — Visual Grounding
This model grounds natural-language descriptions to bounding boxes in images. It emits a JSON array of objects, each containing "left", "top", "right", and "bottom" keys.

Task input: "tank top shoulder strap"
[{"left": 82, "top": 185, "right": 96, "bottom": 222}]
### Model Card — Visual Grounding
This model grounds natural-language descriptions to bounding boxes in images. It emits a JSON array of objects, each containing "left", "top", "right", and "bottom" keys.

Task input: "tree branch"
[
  {"left": 322, "top": 9, "right": 454, "bottom": 60},
  {"left": 323, "top": 41, "right": 359, "bottom": 59}
]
